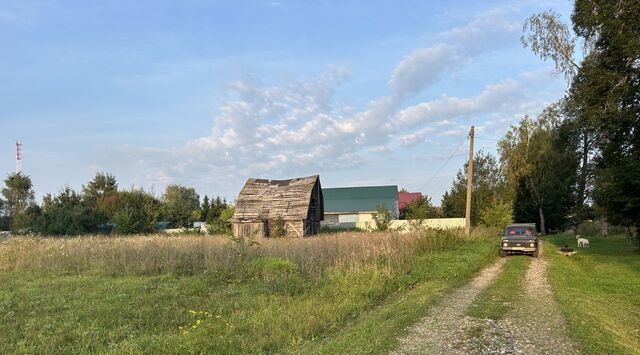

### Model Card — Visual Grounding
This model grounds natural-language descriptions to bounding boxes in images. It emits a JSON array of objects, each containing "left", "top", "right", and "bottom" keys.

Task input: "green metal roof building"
[{"left": 323, "top": 185, "right": 399, "bottom": 221}]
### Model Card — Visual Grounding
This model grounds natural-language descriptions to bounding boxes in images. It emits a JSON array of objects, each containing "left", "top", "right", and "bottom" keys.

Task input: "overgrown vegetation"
[
  {"left": 546, "top": 234, "right": 640, "bottom": 354},
  {"left": 0, "top": 229, "right": 497, "bottom": 353},
  {"left": 373, "top": 204, "right": 392, "bottom": 231}
]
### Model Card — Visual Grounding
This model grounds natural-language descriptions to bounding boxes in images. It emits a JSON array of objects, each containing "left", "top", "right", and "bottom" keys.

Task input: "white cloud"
[
  {"left": 394, "top": 79, "right": 521, "bottom": 127},
  {"left": 107, "top": 7, "right": 562, "bottom": 197},
  {"left": 389, "top": 44, "right": 459, "bottom": 95},
  {"left": 388, "top": 7, "right": 520, "bottom": 96},
  {"left": 438, "top": 8, "right": 520, "bottom": 55}
]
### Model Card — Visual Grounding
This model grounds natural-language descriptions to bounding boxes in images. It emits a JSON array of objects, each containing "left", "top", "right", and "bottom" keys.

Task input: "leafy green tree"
[
  {"left": 2, "top": 173, "right": 36, "bottom": 232},
  {"left": 32, "top": 186, "right": 97, "bottom": 236},
  {"left": 161, "top": 185, "right": 200, "bottom": 228},
  {"left": 403, "top": 195, "right": 438, "bottom": 220},
  {"left": 113, "top": 189, "right": 160, "bottom": 234},
  {"left": 479, "top": 202, "right": 513, "bottom": 228},
  {"left": 208, "top": 205, "right": 235, "bottom": 235},
  {"left": 521, "top": 10, "right": 597, "bottom": 225},
  {"left": 522, "top": 2, "right": 640, "bottom": 227},
  {"left": 441, "top": 151, "right": 506, "bottom": 225},
  {"left": 570, "top": 0, "right": 640, "bottom": 227},
  {"left": 373, "top": 204, "right": 392, "bottom": 231},
  {"left": 499, "top": 109, "right": 579, "bottom": 233},
  {"left": 82, "top": 172, "right": 119, "bottom": 224}
]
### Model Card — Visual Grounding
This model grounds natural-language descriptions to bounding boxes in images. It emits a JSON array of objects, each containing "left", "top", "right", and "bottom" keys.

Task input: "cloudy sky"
[{"left": 0, "top": 0, "right": 572, "bottom": 204}]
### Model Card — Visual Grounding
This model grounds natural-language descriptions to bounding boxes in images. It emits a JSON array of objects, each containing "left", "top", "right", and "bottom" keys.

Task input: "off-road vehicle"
[{"left": 499, "top": 223, "right": 539, "bottom": 257}]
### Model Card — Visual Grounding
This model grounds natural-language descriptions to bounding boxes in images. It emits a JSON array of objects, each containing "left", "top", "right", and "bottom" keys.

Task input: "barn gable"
[{"left": 231, "top": 175, "right": 323, "bottom": 237}]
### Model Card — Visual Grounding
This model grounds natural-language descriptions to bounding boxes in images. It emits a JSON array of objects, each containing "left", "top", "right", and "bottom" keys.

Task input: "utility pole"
[{"left": 465, "top": 126, "right": 474, "bottom": 236}]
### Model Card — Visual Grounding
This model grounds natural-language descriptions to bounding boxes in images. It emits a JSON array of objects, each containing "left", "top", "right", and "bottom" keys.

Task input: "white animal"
[{"left": 576, "top": 234, "right": 590, "bottom": 248}]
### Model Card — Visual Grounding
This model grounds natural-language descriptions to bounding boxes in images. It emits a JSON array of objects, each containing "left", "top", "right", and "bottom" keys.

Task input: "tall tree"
[
  {"left": 201, "top": 195, "right": 210, "bottom": 222},
  {"left": 570, "top": 0, "right": 640, "bottom": 227},
  {"left": 403, "top": 195, "right": 439, "bottom": 220},
  {"left": 161, "top": 185, "right": 200, "bottom": 228},
  {"left": 522, "top": 10, "right": 597, "bottom": 225},
  {"left": 522, "top": 2, "right": 640, "bottom": 227},
  {"left": 114, "top": 189, "right": 160, "bottom": 234},
  {"left": 32, "top": 186, "right": 97, "bottom": 236},
  {"left": 82, "top": 172, "right": 119, "bottom": 224},
  {"left": 441, "top": 151, "right": 506, "bottom": 225},
  {"left": 499, "top": 108, "right": 579, "bottom": 233},
  {"left": 1, "top": 172, "right": 36, "bottom": 231}
]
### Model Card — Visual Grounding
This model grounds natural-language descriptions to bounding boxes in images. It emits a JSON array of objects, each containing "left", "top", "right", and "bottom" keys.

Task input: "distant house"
[
  {"left": 398, "top": 191, "right": 423, "bottom": 218},
  {"left": 231, "top": 175, "right": 324, "bottom": 238},
  {"left": 398, "top": 191, "right": 422, "bottom": 210},
  {"left": 322, "top": 185, "right": 399, "bottom": 229}
]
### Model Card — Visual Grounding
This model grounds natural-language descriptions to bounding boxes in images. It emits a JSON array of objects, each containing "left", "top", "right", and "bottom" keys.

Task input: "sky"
[{"left": 0, "top": 0, "right": 573, "bottom": 204}]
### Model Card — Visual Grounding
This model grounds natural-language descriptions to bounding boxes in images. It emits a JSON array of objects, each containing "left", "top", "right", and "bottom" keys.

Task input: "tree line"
[
  {"left": 0, "top": 172, "right": 234, "bottom": 235},
  {"left": 441, "top": 1, "right": 639, "bottom": 235}
]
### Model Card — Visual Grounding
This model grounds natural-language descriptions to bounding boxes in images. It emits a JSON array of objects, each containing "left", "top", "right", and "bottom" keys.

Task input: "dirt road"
[{"left": 393, "top": 245, "right": 578, "bottom": 354}]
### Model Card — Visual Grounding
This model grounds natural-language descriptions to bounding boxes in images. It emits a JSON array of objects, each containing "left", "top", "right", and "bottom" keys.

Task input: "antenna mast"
[{"left": 16, "top": 141, "right": 22, "bottom": 174}]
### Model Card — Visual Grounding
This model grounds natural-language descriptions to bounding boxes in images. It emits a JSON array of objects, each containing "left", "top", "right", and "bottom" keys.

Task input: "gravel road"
[{"left": 392, "top": 242, "right": 579, "bottom": 354}]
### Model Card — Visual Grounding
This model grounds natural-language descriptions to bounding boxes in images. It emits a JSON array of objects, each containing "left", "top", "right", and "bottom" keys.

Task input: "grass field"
[
  {"left": 546, "top": 234, "right": 640, "bottom": 354},
  {"left": 0, "top": 229, "right": 498, "bottom": 354}
]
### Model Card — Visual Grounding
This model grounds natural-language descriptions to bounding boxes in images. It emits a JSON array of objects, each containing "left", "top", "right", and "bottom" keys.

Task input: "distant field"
[
  {"left": 0, "top": 229, "right": 497, "bottom": 353},
  {"left": 546, "top": 234, "right": 640, "bottom": 354}
]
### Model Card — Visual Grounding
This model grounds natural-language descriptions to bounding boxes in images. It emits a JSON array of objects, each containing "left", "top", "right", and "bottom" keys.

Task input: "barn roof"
[{"left": 232, "top": 175, "right": 322, "bottom": 221}]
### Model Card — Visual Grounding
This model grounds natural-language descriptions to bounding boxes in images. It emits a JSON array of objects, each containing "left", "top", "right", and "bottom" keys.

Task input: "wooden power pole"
[{"left": 465, "top": 126, "right": 474, "bottom": 236}]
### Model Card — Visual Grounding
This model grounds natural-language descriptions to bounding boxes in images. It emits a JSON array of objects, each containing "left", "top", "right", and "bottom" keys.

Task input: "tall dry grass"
[{"left": 0, "top": 228, "right": 492, "bottom": 277}]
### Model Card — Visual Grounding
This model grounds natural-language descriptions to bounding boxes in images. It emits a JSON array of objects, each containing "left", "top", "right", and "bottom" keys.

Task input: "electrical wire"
[
  {"left": 418, "top": 136, "right": 468, "bottom": 193},
  {"left": 475, "top": 136, "right": 501, "bottom": 142}
]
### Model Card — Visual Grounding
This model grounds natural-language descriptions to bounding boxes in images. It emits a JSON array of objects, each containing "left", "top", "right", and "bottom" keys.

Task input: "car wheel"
[{"left": 499, "top": 249, "right": 506, "bottom": 257}]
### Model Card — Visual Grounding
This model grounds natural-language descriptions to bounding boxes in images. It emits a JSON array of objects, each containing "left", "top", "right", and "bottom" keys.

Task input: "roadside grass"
[
  {"left": 303, "top": 240, "right": 497, "bottom": 354},
  {"left": 0, "top": 229, "right": 498, "bottom": 354},
  {"left": 466, "top": 255, "right": 531, "bottom": 320},
  {"left": 545, "top": 234, "right": 640, "bottom": 354}
]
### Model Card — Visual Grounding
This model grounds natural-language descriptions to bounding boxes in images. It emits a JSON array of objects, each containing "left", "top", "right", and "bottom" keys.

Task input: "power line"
[
  {"left": 475, "top": 136, "right": 501, "bottom": 142},
  {"left": 418, "top": 136, "right": 468, "bottom": 193}
]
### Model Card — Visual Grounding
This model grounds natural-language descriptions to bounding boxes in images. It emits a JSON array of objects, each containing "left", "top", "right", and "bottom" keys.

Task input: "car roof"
[{"left": 506, "top": 223, "right": 536, "bottom": 227}]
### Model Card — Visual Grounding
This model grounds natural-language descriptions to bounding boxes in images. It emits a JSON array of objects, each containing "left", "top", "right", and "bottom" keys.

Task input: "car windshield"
[{"left": 505, "top": 226, "right": 535, "bottom": 236}]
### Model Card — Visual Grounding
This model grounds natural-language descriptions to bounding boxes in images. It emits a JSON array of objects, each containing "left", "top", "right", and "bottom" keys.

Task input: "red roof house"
[{"left": 398, "top": 191, "right": 422, "bottom": 210}]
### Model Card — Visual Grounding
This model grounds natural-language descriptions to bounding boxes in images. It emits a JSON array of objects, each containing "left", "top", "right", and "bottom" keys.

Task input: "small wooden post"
[{"left": 465, "top": 126, "right": 474, "bottom": 236}]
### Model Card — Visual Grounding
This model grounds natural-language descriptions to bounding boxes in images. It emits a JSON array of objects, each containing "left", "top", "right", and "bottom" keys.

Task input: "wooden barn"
[{"left": 231, "top": 175, "right": 324, "bottom": 238}]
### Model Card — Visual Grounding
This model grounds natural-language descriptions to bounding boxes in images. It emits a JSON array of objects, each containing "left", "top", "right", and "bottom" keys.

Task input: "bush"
[
  {"left": 373, "top": 205, "right": 392, "bottom": 231},
  {"left": 270, "top": 215, "right": 286, "bottom": 238},
  {"left": 207, "top": 206, "right": 235, "bottom": 235},
  {"left": 479, "top": 202, "right": 513, "bottom": 228}
]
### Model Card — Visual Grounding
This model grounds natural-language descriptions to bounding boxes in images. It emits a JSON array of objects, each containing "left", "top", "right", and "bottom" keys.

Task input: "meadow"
[
  {"left": 546, "top": 234, "right": 640, "bottom": 354},
  {"left": 0, "top": 229, "right": 498, "bottom": 354}
]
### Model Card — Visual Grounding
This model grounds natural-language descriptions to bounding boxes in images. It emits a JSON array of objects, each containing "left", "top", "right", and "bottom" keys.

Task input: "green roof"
[{"left": 323, "top": 185, "right": 398, "bottom": 214}]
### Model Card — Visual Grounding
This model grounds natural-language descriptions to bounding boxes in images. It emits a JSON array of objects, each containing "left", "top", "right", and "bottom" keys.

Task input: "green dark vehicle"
[{"left": 499, "top": 223, "right": 539, "bottom": 257}]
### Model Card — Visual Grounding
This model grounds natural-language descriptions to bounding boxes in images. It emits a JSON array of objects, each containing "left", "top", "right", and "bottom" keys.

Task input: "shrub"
[
  {"left": 270, "top": 215, "right": 286, "bottom": 238},
  {"left": 479, "top": 202, "right": 513, "bottom": 228},
  {"left": 373, "top": 205, "right": 392, "bottom": 231}
]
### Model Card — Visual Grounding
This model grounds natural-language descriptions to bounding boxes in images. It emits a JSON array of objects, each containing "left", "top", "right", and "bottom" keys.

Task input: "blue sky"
[{"left": 0, "top": 0, "right": 572, "bottom": 204}]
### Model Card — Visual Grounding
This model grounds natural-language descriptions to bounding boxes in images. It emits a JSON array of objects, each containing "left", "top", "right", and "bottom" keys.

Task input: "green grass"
[
  {"left": 304, "top": 240, "right": 497, "bottom": 354},
  {"left": 466, "top": 255, "right": 531, "bottom": 320},
  {"left": 0, "top": 233, "right": 498, "bottom": 354},
  {"left": 545, "top": 234, "right": 640, "bottom": 354}
]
